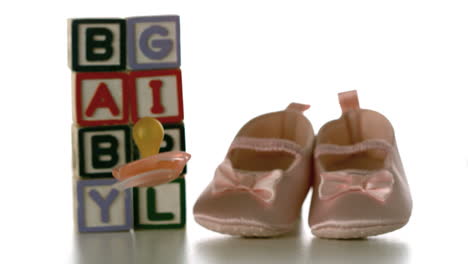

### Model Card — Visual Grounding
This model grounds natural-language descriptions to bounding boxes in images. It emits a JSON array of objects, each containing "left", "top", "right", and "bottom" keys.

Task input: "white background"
[{"left": 1, "top": 0, "right": 467, "bottom": 263}]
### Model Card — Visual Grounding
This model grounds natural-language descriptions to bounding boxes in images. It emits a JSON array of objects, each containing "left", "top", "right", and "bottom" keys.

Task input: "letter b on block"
[
  {"left": 76, "top": 125, "right": 132, "bottom": 178},
  {"left": 127, "top": 16, "right": 181, "bottom": 70},
  {"left": 70, "top": 19, "right": 126, "bottom": 71}
]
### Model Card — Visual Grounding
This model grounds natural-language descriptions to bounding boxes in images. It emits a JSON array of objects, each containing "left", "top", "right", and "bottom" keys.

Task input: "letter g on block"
[
  {"left": 127, "top": 16, "right": 181, "bottom": 70},
  {"left": 139, "top": 25, "right": 173, "bottom": 60}
]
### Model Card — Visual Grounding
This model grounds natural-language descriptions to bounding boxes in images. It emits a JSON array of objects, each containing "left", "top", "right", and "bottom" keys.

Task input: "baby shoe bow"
[
  {"left": 212, "top": 160, "right": 283, "bottom": 205},
  {"left": 319, "top": 169, "right": 394, "bottom": 202}
]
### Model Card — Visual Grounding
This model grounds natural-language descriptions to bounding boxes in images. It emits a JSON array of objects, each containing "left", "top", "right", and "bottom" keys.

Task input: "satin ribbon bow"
[
  {"left": 212, "top": 160, "right": 283, "bottom": 204},
  {"left": 319, "top": 169, "right": 394, "bottom": 202}
]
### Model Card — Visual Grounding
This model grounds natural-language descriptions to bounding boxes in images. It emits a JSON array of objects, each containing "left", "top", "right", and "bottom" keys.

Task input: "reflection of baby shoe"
[
  {"left": 194, "top": 103, "right": 315, "bottom": 237},
  {"left": 309, "top": 90, "right": 412, "bottom": 239}
]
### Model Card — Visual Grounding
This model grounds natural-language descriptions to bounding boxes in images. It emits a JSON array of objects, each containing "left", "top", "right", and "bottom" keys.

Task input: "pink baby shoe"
[
  {"left": 309, "top": 90, "right": 412, "bottom": 239},
  {"left": 194, "top": 103, "right": 315, "bottom": 237}
]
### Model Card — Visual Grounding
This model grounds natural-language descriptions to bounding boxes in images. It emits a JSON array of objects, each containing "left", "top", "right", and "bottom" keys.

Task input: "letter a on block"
[
  {"left": 75, "top": 72, "right": 129, "bottom": 126},
  {"left": 86, "top": 82, "right": 120, "bottom": 117}
]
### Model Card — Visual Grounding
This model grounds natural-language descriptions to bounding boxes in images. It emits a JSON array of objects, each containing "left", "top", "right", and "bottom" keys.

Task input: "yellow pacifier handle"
[{"left": 133, "top": 117, "right": 164, "bottom": 158}]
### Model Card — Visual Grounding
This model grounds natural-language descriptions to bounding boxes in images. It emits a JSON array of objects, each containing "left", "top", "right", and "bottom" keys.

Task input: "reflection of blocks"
[
  {"left": 75, "top": 125, "right": 132, "bottom": 178},
  {"left": 76, "top": 232, "right": 134, "bottom": 263},
  {"left": 133, "top": 178, "right": 186, "bottom": 229},
  {"left": 127, "top": 16, "right": 181, "bottom": 70},
  {"left": 74, "top": 72, "right": 130, "bottom": 126},
  {"left": 130, "top": 69, "right": 183, "bottom": 123},
  {"left": 133, "top": 122, "right": 186, "bottom": 160},
  {"left": 70, "top": 19, "right": 126, "bottom": 72},
  {"left": 76, "top": 178, "right": 133, "bottom": 232}
]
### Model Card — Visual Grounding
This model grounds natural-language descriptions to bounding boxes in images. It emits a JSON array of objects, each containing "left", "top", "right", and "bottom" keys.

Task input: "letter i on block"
[
  {"left": 74, "top": 72, "right": 130, "bottom": 126},
  {"left": 130, "top": 69, "right": 184, "bottom": 123},
  {"left": 76, "top": 178, "right": 133, "bottom": 232},
  {"left": 69, "top": 19, "right": 126, "bottom": 71},
  {"left": 126, "top": 16, "right": 180, "bottom": 70}
]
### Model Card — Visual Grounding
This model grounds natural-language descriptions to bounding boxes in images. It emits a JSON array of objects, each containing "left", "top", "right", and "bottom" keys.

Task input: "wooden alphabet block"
[
  {"left": 75, "top": 125, "right": 132, "bottom": 178},
  {"left": 69, "top": 19, "right": 126, "bottom": 72},
  {"left": 76, "top": 178, "right": 133, "bottom": 232},
  {"left": 126, "top": 16, "right": 181, "bottom": 70},
  {"left": 69, "top": 15, "right": 186, "bottom": 234},
  {"left": 74, "top": 72, "right": 130, "bottom": 126},
  {"left": 133, "top": 178, "right": 186, "bottom": 229},
  {"left": 130, "top": 69, "right": 184, "bottom": 124}
]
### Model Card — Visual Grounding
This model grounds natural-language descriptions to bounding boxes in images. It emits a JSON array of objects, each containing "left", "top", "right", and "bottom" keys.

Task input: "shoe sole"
[
  {"left": 195, "top": 215, "right": 294, "bottom": 237},
  {"left": 311, "top": 222, "right": 407, "bottom": 239}
]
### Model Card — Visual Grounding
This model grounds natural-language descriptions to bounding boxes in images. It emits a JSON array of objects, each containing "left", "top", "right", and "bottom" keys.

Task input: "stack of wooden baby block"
[{"left": 69, "top": 15, "right": 186, "bottom": 232}]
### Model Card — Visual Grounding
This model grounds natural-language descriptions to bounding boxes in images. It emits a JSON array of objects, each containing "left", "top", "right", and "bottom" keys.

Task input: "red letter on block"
[
  {"left": 86, "top": 82, "right": 120, "bottom": 117},
  {"left": 149, "top": 80, "right": 165, "bottom": 114},
  {"left": 75, "top": 72, "right": 130, "bottom": 126},
  {"left": 130, "top": 69, "right": 183, "bottom": 124}
]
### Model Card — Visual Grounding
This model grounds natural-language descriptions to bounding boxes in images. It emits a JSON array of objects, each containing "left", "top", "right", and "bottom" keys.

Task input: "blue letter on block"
[
  {"left": 89, "top": 189, "right": 119, "bottom": 222},
  {"left": 127, "top": 16, "right": 181, "bottom": 70},
  {"left": 139, "top": 26, "right": 173, "bottom": 60},
  {"left": 77, "top": 178, "right": 133, "bottom": 232}
]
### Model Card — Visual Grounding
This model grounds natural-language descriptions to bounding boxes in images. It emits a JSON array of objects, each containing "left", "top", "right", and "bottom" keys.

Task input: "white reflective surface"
[
  {"left": 67, "top": 202, "right": 460, "bottom": 264},
  {"left": 71, "top": 217, "right": 414, "bottom": 264}
]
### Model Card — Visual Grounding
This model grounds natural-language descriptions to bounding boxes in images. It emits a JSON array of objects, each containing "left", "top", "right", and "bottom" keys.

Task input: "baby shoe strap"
[
  {"left": 315, "top": 139, "right": 393, "bottom": 157},
  {"left": 338, "top": 90, "right": 362, "bottom": 143},
  {"left": 338, "top": 90, "right": 360, "bottom": 113},
  {"left": 285, "top": 103, "right": 310, "bottom": 113},
  {"left": 230, "top": 136, "right": 304, "bottom": 156},
  {"left": 314, "top": 139, "right": 394, "bottom": 166}
]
